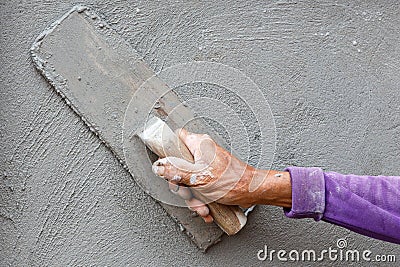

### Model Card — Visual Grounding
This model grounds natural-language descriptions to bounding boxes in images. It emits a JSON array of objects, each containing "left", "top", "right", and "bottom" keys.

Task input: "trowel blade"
[{"left": 30, "top": 5, "right": 223, "bottom": 251}]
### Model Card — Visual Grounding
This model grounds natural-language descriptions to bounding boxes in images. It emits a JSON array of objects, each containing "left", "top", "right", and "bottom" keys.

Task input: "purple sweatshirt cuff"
[{"left": 283, "top": 166, "right": 325, "bottom": 221}]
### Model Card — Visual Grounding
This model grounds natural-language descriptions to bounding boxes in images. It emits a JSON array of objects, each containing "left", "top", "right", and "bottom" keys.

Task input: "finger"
[
  {"left": 152, "top": 157, "right": 193, "bottom": 181},
  {"left": 193, "top": 205, "right": 209, "bottom": 217},
  {"left": 202, "top": 215, "right": 214, "bottom": 223},
  {"left": 185, "top": 197, "right": 205, "bottom": 208},
  {"left": 185, "top": 198, "right": 209, "bottom": 217},
  {"left": 168, "top": 182, "right": 193, "bottom": 200},
  {"left": 153, "top": 157, "right": 206, "bottom": 185}
]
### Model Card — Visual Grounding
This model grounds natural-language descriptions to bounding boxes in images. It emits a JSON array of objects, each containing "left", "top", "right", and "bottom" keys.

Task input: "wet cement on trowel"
[{"left": 30, "top": 5, "right": 223, "bottom": 251}]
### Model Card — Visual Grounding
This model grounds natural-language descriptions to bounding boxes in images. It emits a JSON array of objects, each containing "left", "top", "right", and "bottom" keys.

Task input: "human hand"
[{"left": 151, "top": 129, "right": 292, "bottom": 222}]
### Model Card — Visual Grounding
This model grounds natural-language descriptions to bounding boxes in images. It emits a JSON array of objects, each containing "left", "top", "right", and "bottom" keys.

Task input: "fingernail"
[{"left": 152, "top": 165, "right": 165, "bottom": 176}]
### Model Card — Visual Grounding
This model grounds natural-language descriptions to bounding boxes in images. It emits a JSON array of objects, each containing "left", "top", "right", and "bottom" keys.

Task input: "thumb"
[
  {"left": 152, "top": 157, "right": 208, "bottom": 186},
  {"left": 175, "top": 128, "right": 216, "bottom": 163},
  {"left": 175, "top": 128, "right": 204, "bottom": 160}
]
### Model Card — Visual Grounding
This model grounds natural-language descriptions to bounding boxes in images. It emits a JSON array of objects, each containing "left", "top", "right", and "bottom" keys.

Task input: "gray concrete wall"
[{"left": 1, "top": 0, "right": 399, "bottom": 266}]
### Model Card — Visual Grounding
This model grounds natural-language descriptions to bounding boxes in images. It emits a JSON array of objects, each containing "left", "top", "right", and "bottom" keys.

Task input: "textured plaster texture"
[{"left": 1, "top": 0, "right": 399, "bottom": 266}]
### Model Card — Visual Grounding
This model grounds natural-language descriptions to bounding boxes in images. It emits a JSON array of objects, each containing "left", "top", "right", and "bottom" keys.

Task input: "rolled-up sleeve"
[
  {"left": 284, "top": 166, "right": 400, "bottom": 245},
  {"left": 283, "top": 167, "right": 325, "bottom": 220}
]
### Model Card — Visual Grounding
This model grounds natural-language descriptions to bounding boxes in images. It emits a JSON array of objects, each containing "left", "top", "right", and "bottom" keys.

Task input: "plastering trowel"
[{"left": 30, "top": 5, "right": 247, "bottom": 251}]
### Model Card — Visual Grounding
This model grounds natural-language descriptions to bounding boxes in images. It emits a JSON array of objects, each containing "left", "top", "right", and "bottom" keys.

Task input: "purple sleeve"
[{"left": 284, "top": 166, "right": 400, "bottom": 244}]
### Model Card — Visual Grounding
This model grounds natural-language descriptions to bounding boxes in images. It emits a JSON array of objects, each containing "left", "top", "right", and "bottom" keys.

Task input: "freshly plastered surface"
[
  {"left": 30, "top": 7, "right": 228, "bottom": 250},
  {"left": 1, "top": 1, "right": 399, "bottom": 266}
]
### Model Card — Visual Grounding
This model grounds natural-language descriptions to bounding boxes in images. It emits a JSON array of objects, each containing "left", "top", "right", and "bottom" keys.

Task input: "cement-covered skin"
[{"left": 1, "top": 1, "right": 399, "bottom": 266}]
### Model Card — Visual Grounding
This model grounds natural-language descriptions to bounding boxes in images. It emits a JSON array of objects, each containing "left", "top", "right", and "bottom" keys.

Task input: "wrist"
[{"left": 249, "top": 168, "right": 292, "bottom": 208}]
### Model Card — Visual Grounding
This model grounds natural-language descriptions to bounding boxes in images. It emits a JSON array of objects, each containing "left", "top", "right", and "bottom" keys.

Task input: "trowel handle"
[{"left": 139, "top": 116, "right": 247, "bottom": 235}]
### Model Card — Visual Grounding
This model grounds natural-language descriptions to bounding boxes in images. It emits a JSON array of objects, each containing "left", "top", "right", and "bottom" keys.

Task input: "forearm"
[
  {"left": 249, "top": 166, "right": 400, "bottom": 244},
  {"left": 284, "top": 166, "right": 400, "bottom": 244},
  {"left": 250, "top": 169, "right": 292, "bottom": 208}
]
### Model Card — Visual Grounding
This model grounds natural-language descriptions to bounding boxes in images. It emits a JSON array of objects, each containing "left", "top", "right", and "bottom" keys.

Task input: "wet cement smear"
[{"left": 190, "top": 174, "right": 197, "bottom": 184}]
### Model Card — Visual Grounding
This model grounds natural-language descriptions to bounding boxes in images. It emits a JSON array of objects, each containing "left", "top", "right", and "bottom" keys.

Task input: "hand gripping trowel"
[{"left": 30, "top": 5, "right": 247, "bottom": 251}]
